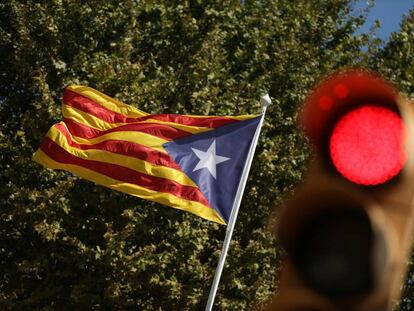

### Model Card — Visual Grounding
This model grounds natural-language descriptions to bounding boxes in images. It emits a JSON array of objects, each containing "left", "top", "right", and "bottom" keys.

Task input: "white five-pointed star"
[{"left": 191, "top": 140, "right": 230, "bottom": 179}]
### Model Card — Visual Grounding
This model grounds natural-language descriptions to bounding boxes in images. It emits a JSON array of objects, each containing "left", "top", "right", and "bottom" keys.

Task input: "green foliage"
[{"left": 0, "top": 0, "right": 411, "bottom": 310}]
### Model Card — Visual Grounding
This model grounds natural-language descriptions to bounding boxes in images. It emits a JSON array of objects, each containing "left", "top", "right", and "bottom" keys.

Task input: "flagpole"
[{"left": 205, "top": 94, "right": 271, "bottom": 311}]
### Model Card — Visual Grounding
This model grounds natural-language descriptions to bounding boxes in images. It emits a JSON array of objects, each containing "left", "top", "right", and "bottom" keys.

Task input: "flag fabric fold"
[{"left": 34, "top": 85, "right": 261, "bottom": 224}]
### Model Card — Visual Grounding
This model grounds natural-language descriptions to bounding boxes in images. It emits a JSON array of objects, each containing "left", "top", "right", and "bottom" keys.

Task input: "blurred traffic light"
[{"left": 266, "top": 70, "right": 414, "bottom": 311}]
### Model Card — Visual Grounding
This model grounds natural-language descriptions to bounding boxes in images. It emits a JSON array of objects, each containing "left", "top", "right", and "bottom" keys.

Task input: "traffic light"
[{"left": 266, "top": 70, "right": 414, "bottom": 311}]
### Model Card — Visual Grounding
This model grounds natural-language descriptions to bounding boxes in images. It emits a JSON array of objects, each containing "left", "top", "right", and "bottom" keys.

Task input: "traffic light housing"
[{"left": 266, "top": 70, "right": 414, "bottom": 311}]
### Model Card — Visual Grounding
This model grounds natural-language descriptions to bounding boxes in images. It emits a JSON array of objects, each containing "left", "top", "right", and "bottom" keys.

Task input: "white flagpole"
[{"left": 205, "top": 94, "right": 271, "bottom": 311}]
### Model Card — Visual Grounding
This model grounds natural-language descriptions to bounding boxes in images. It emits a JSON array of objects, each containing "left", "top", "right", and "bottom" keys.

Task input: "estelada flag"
[{"left": 34, "top": 86, "right": 262, "bottom": 224}]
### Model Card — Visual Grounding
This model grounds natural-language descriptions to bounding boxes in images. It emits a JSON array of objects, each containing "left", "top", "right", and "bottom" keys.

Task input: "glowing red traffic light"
[{"left": 329, "top": 105, "right": 407, "bottom": 185}]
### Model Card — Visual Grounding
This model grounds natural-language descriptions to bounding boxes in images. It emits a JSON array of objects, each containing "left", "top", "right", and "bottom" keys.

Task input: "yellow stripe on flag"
[
  {"left": 58, "top": 118, "right": 169, "bottom": 154},
  {"left": 62, "top": 104, "right": 214, "bottom": 135},
  {"left": 67, "top": 85, "right": 148, "bottom": 118},
  {"left": 33, "top": 149, "right": 225, "bottom": 224},
  {"left": 46, "top": 125, "right": 197, "bottom": 187}
]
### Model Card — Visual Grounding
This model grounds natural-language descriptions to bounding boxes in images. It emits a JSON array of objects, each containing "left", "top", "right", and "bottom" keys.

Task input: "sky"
[{"left": 354, "top": 0, "right": 413, "bottom": 41}]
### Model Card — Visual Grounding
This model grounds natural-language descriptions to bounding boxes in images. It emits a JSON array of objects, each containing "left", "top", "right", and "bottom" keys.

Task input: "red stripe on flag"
[
  {"left": 54, "top": 124, "right": 181, "bottom": 170},
  {"left": 63, "top": 118, "right": 191, "bottom": 141},
  {"left": 64, "top": 89, "right": 240, "bottom": 127},
  {"left": 145, "top": 113, "right": 239, "bottom": 128},
  {"left": 40, "top": 137, "right": 211, "bottom": 207}
]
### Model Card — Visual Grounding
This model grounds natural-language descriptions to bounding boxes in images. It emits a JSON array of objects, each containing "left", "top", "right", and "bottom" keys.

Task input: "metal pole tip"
[{"left": 260, "top": 93, "right": 272, "bottom": 107}]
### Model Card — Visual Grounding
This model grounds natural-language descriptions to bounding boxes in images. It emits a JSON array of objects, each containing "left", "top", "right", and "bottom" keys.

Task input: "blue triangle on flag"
[{"left": 163, "top": 116, "right": 261, "bottom": 223}]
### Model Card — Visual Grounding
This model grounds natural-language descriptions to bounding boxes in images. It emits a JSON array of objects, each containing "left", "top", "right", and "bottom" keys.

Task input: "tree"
[{"left": 0, "top": 0, "right": 395, "bottom": 310}]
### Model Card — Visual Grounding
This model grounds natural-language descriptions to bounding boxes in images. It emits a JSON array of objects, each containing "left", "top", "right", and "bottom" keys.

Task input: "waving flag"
[{"left": 34, "top": 85, "right": 261, "bottom": 224}]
